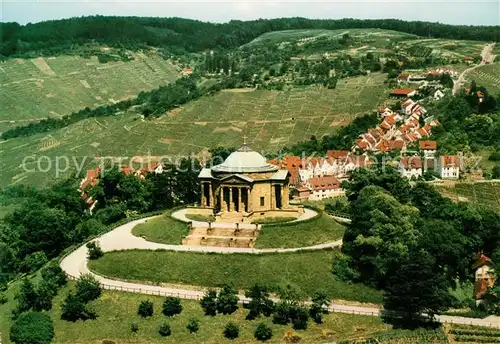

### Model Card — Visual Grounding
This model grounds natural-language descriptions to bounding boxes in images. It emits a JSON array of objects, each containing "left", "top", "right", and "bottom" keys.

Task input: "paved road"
[
  {"left": 60, "top": 215, "right": 499, "bottom": 328},
  {"left": 452, "top": 43, "right": 496, "bottom": 96}
]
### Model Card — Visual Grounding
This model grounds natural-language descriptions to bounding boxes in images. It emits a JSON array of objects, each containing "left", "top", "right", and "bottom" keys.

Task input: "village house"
[
  {"left": 437, "top": 155, "right": 460, "bottom": 179},
  {"left": 419, "top": 140, "right": 437, "bottom": 158},
  {"left": 472, "top": 253, "right": 496, "bottom": 304},
  {"left": 433, "top": 89, "right": 445, "bottom": 100},
  {"left": 390, "top": 88, "right": 416, "bottom": 99},
  {"left": 399, "top": 156, "right": 423, "bottom": 179},
  {"left": 306, "top": 175, "right": 344, "bottom": 201}
]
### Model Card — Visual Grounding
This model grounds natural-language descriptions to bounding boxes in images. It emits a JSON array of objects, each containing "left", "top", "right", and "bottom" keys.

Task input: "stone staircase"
[{"left": 182, "top": 224, "right": 260, "bottom": 248}]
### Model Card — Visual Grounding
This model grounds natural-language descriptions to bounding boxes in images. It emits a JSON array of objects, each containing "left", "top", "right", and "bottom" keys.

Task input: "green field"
[
  {"left": 468, "top": 63, "right": 500, "bottom": 94},
  {"left": 436, "top": 181, "right": 500, "bottom": 212},
  {"left": 0, "top": 73, "right": 388, "bottom": 188},
  {"left": 0, "top": 280, "right": 442, "bottom": 344},
  {"left": 132, "top": 214, "right": 189, "bottom": 244},
  {"left": 0, "top": 51, "right": 179, "bottom": 132},
  {"left": 89, "top": 249, "right": 383, "bottom": 303},
  {"left": 255, "top": 213, "right": 345, "bottom": 248}
]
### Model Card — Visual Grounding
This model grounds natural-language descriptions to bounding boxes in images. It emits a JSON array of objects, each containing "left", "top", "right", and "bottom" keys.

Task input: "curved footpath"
[{"left": 60, "top": 215, "right": 500, "bottom": 328}]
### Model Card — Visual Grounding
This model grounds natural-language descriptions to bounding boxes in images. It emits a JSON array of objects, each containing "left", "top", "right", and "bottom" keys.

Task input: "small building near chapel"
[{"left": 193, "top": 145, "right": 303, "bottom": 222}]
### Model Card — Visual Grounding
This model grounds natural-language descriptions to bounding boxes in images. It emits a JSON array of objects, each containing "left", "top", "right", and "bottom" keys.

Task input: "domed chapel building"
[{"left": 191, "top": 145, "right": 304, "bottom": 223}]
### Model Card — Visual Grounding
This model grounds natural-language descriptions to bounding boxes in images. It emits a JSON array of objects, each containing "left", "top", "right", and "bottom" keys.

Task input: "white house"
[
  {"left": 438, "top": 155, "right": 460, "bottom": 179},
  {"left": 399, "top": 156, "right": 423, "bottom": 179},
  {"left": 306, "top": 175, "right": 344, "bottom": 201},
  {"left": 433, "top": 89, "right": 445, "bottom": 100},
  {"left": 419, "top": 141, "right": 437, "bottom": 158}
]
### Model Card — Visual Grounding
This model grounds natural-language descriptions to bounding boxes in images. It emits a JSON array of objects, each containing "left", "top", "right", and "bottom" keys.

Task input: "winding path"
[
  {"left": 452, "top": 43, "right": 496, "bottom": 96},
  {"left": 60, "top": 214, "right": 500, "bottom": 328}
]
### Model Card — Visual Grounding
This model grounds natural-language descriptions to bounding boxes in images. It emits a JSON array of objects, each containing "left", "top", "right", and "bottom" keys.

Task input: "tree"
[
  {"left": 73, "top": 219, "right": 106, "bottom": 242},
  {"left": 254, "top": 323, "right": 273, "bottom": 341},
  {"left": 158, "top": 322, "right": 172, "bottom": 337},
  {"left": 186, "top": 318, "right": 200, "bottom": 333},
  {"left": 342, "top": 185, "right": 419, "bottom": 287},
  {"left": 40, "top": 261, "right": 67, "bottom": 288},
  {"left": 86, "top": 241, "right": 104, "bottom": 260},
  {"left": 61, "top": 292, "right": 96, "bottom": 322},
  {"left": 75, "top": 274, "right": 101, "bottom": 303},
  {"left": 245, "top": 284, "right": 274, "bottom": 320},
  {"left": 200, "top": 289, "right": 218, "bottom": 316},
  {"left": 383, "top": 249, "right": 451, "bottom": 325},
  {"left": 138, "top": 300, "right": 154, "bottom": 317},
  {"left": 162, "top": 296, "right": 182, "bottom": 317},
  {"left": 10, "top": 312, "right": 54, "bottom": 344},
  {"left": 492, "top": 165, "right": 500, "bottom": 179},
  {"left": 216, "top": 285, "right": 238, "bottom": 315},
  {"left": 33, "top": 279, "right": 55, "bottom": 311},
  {"left": 309, "top": 291, "right": 329, "bottom": 324},
  {"left": 224, "top": 322, "right": 239, "bottom": 339},
  {"left": 14, "top": 278, "right": 38, "bottom": 315},
  {"left": 19, "top": 251, "right": 48, "bottom": 274}
]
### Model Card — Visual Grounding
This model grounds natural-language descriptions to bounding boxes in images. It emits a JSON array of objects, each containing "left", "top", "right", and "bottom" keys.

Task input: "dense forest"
[{"left": 1, "top": 16, "right": 499, "bottom": 58}]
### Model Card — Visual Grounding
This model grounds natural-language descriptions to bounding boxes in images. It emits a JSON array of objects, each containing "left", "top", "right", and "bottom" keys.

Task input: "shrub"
[
  {"left": 138, "top": 300, "right": 154, "bottom": 317},
  {"left": 33, "top": 279, "right": 55, "bottom": 311},
  {"left": 162, "top": 296, "right": 182, "bottom": 317},
  {"left": 158, "top": 322, "right": 172, "bottom": 337},
  {"left": 291, "top": 306, "right": 309, "bottom": 330},
  {"left": 131, "top": 322, "right": 139, "bottom": 333},
  {"left": 245, "top": 284, "right": 274, "bottom": 320},
  {"left": 310, "top": 291, "right": 329, "bottom": 324},
  {"left": 254, "top": 323, "right": 273, "bottom": 341},
  {"left": 86, "top": 241, "right": 104, "bottom": 260},
  {"left": 41, "top": 261, "right": 68, "bottom": 288},
  {"left": 61, "top": 292, "right": 97, "bottom": 322},
  {"left": 217, "top": 285, "right": 238, "bottom": 315},
  {"left": 14, "top": 279, "right": 38, "bottom": 315},
  {"left": 200, "top": 289, "right": 218, "bottom": 316},
  {"left": 186, "top": 318, "right": 200, "bottom": 333},
  {"left": 224, "top": 322, "right": 240, "bottom": 340},
  {"left": 20, "top": 251, "right": 48, "bottom": 274},
  {"left": 10, "top": 312, "right": 54, "bottom": 344},
  {"left": 76, "top": 274, "right": 101, "bottom": 302}
]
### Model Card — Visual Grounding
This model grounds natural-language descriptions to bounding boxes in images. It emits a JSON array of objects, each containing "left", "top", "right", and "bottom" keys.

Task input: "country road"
[{"left": 452, "top": 42, "right": 496, "bottom": 95}]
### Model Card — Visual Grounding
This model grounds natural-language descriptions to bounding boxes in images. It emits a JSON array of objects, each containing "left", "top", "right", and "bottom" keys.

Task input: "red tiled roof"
[
  {"left": 380, "top": 121, "right": 391, "bottom": 130},
  {"left": 400, "top": 156, "right": 422, "bottom": 169},
  {"left": 309, "top": 175, "right": 341, "bottom": 191},
  {"left": 121, "top": 166, "right": 133, "bottom": 175},
  {"left": 391, "top": 88, "right": 415, "bottom": 96},
  {"left": 358, "top": 141, "right": 369, "bottom": 149},
  {"left": 440, "top": 155, "right": 459, "bottom": 168},
  {"left": 390, "top": 140, "right": 405, "bottom": 150},
  {"left": 472, "top": 253, "right": 494, "bottom": 270},
  {"left": 419, "top": 141, "right": 437, "bottom": 150},
  {"left": 326, "top": 150, "right": 349, "bottom": 159},
  {"left": 417, "top": 128, "right": 428, "bottom": 137}
]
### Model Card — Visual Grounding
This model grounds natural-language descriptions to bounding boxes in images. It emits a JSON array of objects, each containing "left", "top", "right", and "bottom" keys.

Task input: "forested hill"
[{"left": 1, "top": 16, "right": 499, "bottom": 57}]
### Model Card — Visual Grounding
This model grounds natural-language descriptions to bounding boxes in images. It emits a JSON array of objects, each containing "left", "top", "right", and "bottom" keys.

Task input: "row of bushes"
[
  {"left": 451, "top": 328, "right": 500, "bottom": 337},
  {"left": 454, "top": 335, "right": 500, "bottom": 343}
]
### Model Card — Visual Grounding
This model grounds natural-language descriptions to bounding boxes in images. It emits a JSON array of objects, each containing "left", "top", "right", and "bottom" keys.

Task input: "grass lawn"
[
  {"left": 251, "top": 216, "right": 297, "bottom": 224},
  {"left": 255, "top": 213, "right": 345, "bottom": 249},
  {"left": 185, "top": 214, "right": 216, "bottom": 222},
  {"left": 0, "top": 281, "right": 440, "bottom": 344},
  {"left": 131, "top": 214, "right": 189, "bottom": 245},
  {"left": 88, "top": 249, "right": 382, "bottom": 304}
]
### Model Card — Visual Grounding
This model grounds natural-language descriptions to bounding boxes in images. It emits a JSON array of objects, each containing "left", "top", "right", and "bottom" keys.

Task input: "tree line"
[
  {"left": 0, "top": 161, "right": 200, "bottom": 290},
  {"left": 1, "top": 16, "right": 498, "bottom": 58},
  {"left": 335, "top": 167, "right": 500, "bottom": 322}
]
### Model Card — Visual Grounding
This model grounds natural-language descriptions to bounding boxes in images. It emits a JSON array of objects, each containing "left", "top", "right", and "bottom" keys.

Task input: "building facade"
[{"left": 195, "top": 146, "right": 303, "bottom": 222}]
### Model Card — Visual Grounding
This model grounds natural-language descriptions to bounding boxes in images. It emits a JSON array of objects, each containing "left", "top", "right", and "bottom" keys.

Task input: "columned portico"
[{"left": 196, "top": 145, "right": 301, "bottom": 223}]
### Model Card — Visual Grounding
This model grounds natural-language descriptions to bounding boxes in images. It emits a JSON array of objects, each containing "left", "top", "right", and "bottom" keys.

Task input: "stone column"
[
  {"left": 208, "top": 183, "right": 213, "bottom": 207},
  {"left": 238, "top": 187, "right": 242, "bottom": 213},
  {"left": 280, "top": 184, "right": 284, "bottom": 209},
  {"left": 201, "top": 183, "right": 206, "bottom": 207},
  {"left": 219, "top": 187, "right": 223, "bottom": 212},
  {"left": 247, "top": 187, "right": 252, "bottom": 212},
  {"left": 229, "top": 187, "right": 233, "bottom": 211}
]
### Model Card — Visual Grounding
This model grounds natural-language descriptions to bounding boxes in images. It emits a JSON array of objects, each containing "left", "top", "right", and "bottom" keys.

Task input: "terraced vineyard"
[
  {"left": 0, "top": 73, "right": 388, "bottom": 187},
  {"left": 0, "top": 51, "right": 179, "bottom": 132},
  {"left": 436, "top": 182, "right": 500, "bottom": 212},
  {"left": 450, "top": 324, "right": 500, "bottom": 343},
  {"left": 339, "top": 327, "right": 449, "bottom": 343},
  {"left": 398, "top": 38, "right": 486, "bottom": 59},
  {"left": 468, "top": 63, "right": 500, "bottom": 94}
]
